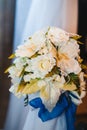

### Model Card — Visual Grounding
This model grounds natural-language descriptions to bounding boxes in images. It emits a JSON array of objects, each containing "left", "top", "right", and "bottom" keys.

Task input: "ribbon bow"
[{"left": 29, "top": 92, "right": 77, "bottom": 130}]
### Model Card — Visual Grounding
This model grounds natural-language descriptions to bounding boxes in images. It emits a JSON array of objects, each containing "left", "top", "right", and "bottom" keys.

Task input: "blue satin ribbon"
[{"left": 29, "top": 92, "right": 77, "bottom": 130}]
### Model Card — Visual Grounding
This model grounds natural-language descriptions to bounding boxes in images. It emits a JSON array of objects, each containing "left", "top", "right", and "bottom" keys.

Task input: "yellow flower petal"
[
  {"left": 8, "top": 54, "right": 15, "bottom": 59},
  {"left": 40, "top": 87, "right": 50, "bottom": 100},
  {"left": 58, "top": 53, "right": 69, "bottom": 60},
  {"left": 22, "top": 79, "right": 41, "bottom": 94},
  {"left": 17, "top": 83, "right": 25, "bottom": 93},
  {"left": 62, "top": 83, "right": 77, "bottom": 91},
  {"left": 77, "top": 57, "right": 83, "bottom": 63},
  {"left": 4, "top": 66, "right": 11, "bottom": 73}
]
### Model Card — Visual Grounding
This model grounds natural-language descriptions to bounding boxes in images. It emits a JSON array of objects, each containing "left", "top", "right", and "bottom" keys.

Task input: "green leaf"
[
  {"left": 70, "top": 35, "right": 82, "bottom": 40},
  {"left": 8, "top": 54, "right": 15, "bottom": 59},
  {"left": 81, "top": 64, "right": 87, "bottom": 70},
  {"left": 77, "top": 41, "right": 84, "bottom": 44},
  {"left": 30, "top": 52, "right": 40, "bottom": 58},
  {"left": 66, "top": 73, "right": 80, "bottom": 88},
  {"left": 46, "top": 66, "right": 61, "bottom": 77},
  {"left": 45, "top": 27, "right": 50, "bottom": 36}
]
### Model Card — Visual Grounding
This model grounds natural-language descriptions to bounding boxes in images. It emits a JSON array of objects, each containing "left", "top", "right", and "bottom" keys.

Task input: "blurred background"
[
  {"left": 0, "top": 0, "right": 87, "bottom": 130},
  {"left": 0, "top": 0, "right": 15, "bottom": 129}
]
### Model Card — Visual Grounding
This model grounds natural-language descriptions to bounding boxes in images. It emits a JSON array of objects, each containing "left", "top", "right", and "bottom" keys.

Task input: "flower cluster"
[{"left": 7, "top": 27, "right": 86, "bottom": 111}]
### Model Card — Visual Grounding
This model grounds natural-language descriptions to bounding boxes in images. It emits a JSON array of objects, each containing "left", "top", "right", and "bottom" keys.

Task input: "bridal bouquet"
[{"left": 6, "top": 27, "right": 86, "bottom": 124}]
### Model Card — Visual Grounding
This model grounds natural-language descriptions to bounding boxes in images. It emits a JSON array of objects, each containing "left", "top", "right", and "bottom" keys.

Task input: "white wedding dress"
[{"left": 4, "top": 0, "right": 78, "bottom": 130}]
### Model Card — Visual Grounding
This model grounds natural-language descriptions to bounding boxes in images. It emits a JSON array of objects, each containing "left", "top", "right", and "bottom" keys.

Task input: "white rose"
[
  {"left": 15, "top": 30, "right": 46, "bottom": 58},
  {"left": 13, "top": 57, "right": 28, "bottom": 70},
  {"left": 47, "top": 27, "right": 69, "bottom": 46},
  {"left": 59, "top": 39, "right": 80, "bottom": 58},
  {"left": 8, "top": 65, "right": 23, "bottom": 78},
  {"left": 25, "top": 54, "right": 56, "bottom": 79},
  {"left": 57, "top": 58, "right": 81, "bottom": 74},
  {"left": 15, "top": 43, "right": 37, "bottom": 58}
]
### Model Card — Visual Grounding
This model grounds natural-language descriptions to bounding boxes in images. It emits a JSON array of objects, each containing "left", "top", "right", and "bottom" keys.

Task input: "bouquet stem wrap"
[{"left": 29, "top": 92, "right": 77, "bottom": 130}]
